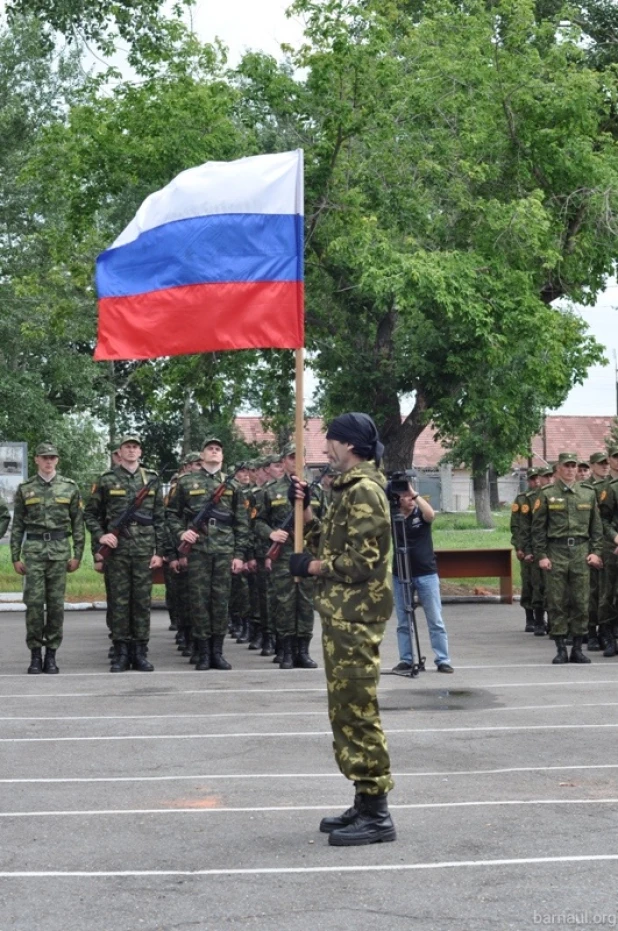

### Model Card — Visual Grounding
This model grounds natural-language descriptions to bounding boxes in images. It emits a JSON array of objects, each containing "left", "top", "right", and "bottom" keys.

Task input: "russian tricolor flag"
[{"left": 94, "top": 150, "right": 304, "bottom": 360}]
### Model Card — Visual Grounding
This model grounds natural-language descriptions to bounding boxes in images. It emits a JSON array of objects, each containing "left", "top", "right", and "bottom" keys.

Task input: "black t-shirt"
[{"left": 392, "top": 506, "right": 437, "bottom": 577}]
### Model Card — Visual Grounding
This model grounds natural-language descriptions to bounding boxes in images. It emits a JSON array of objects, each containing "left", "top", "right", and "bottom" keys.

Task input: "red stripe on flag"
[{"left": 94, "top": 280, "right": 304, "bottom": 360}]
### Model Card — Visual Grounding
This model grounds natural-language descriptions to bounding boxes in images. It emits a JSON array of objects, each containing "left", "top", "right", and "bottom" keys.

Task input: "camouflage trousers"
[
  {"left": 23, "top": 557, "right": 67, "bottom": 650},
  {"left": 270, "top": 561, "right": 314, "bottom": 638},
  {"left": 230, "top": 573, "right": 251, "bottom": 622},
  {"left": 176, "top": 570, "right": 191, "bottom": 631},
  {"left": 589, "top": 564, "right": 605, "bottom": 626},
  {"left": 544, "top": 542, "right": 590, "bottom": 637},
  {"left": 106, "top": 550, "right": 153, "bottom": 642},
  {"left": 187, "top": 551, "right": 232, "bottom": 639},
  {"left": 247, "top": 572, "right": 260, "bottom": 621},
  {"left": 164, "top": 564, "right": 180, "bottom": 626},
  {"left": 321, "top": 614, "right": 394, "bottom": 796},
  {"left": 599, "top": 548, "right": 618, "bottom": 630},
  {"left": 530, "top": 561, "right": 545, "bottom": 610},
  {"left": 256, "top": 558, "right": 273, "bottom": 634},
  {"left": 519, "top": 559, "right": 533, "bottom": 611}
]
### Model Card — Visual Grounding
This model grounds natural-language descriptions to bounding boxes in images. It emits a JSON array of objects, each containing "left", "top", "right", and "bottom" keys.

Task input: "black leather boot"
[
  {"left": 587, "top": 625, "right": 601, "bottom": 651},
  {"left": 195, "top": 638, "right": 211, "bottom": 671},
  {"left": 189, "top": 639, "right": 199, "bottom": 664},
  {"left": 552, "top": 637, "right": 569, "bottom": 665},
  {"left": 107, "top": 644, "right": 115, "bottom": 660},
  {"left": 569, "top": 636, "right": 591, "bottom": 664},
  {"left": 295, "top": 637, "right": 318, "bottom": 668},
  {"left": 210, "top": 635, "right": 232, "bottom": 670},
  {"left": 27, "top": 648, "right": 43, "bottom": 675},
  {"left": 236, "top": 619, "right": 250, "bottom": 644},
  {"left": 602, "top": 626, "right": 617, "bottom": 657},
  {"left": 328, "top": 793, "right": 397, "bottom": 846},
  {"left": 273, "top": 637, "right": 283, "bottom": 664},
  {"left": 260, "top": 632, "right": 275, "bottom": 657},
  {"left": 279, "top": 635, "right": 294, "bottom": 670},
  {"left": 176, "top": 629, "right": 187, "bottom": 652},
  {"left": 533, "top": 609, "right": 546, "bottom": 637},
  {"left": 43, "top": 648, "right": 59, "bottom": 674},
  {"left": 320, "top": 795, "right": 361, "bottom": 834},
  {"left": 110, "top": 642, "right": 130, "bottom": 673},
  {"left": 524, "top": 609, "right": 535, "bottom": 632},
  {"left": 132, "top": 641, "right": 154, "bottom": 672},
  {"left": 248, "top": 622, "right": 261, "bottom": 650}
]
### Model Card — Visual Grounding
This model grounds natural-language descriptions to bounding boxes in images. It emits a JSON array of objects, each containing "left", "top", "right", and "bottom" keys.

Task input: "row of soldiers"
[
  {"left": 511, "top": 449, "right": 618, "bottom": 664},
  {"left": 6, "top": 435, "right": 333, "bottom": 675}
]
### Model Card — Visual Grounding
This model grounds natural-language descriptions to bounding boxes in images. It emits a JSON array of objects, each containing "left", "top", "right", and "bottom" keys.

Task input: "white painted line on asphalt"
[
  {"left": 1, "top": 855, "right": 618, "bottom": 877},
  {"left": 1, "top": 798, "right": 617, "bottom": 817},
  {"left": 1, "top": 763, "right": 618, "bottom": 784},
  {"left": 1, "top": 679, "right": 618, "bottom": 701},
  {"left": 3, "top": 723, "right": 618, "bottom": 742}
]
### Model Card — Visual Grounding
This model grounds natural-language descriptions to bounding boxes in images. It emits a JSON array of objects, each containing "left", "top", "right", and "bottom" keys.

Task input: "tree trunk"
[
  {"left": 108, "top": 362, "right": 117, "bottom": 466},
  {"left": 488, "top": 464, "right": 500, "bottom": 510},
  {"left": 472, "top": 455, "right": 494, "bottom": 528}
]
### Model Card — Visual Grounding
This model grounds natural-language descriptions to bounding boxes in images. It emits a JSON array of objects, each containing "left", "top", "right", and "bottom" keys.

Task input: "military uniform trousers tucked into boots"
[
  {"left": 188, "top": 551, "right": 233, "bottom": 639},
  {"left": 106, "top": 548, "right": 154, "bottom": 642},
  {"left": 23, "top": 559, "right": 68, "bottom": 651}
]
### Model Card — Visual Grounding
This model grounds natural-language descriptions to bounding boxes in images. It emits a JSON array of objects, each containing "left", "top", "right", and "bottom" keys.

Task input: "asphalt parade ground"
[{"left": 1, "top": 604, "right": 617, "bottom": 931}]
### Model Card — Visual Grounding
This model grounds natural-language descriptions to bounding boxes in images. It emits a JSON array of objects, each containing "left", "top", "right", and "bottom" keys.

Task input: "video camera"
[{"left": 385, "top": 469, "right": 416, "bottom": 504}]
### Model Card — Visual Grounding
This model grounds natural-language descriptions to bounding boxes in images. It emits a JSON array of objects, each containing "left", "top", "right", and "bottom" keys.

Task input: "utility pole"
[{"left": 614, "top": 349, "right": 618, "bottom": 417}]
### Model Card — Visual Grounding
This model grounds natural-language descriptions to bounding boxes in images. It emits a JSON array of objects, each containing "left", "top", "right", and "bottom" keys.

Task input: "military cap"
[
  {"left": 246, "top": 460, "right": 257, "bottom": 470},
  {"left": 269, "top": 451, "right": 283, "bottom": 463},
  {"left": 577, "top": 459, "right": 590, "bottom": 467},
  {"left": 540, "top": 466, "right": 554, "bottom": 477},
  {"left": 118, "top": 432, "right": 142, "bottom": 446},
  {"left": 557, "top": 451, "right": 578, "bottom": 465},
  {"left": 590, "top": 451, "right": 609, "bottom": 464},
  {"left": 35, "top": 442, "right": 58, "bottom": 457},
  {"left": 608, "top": 446, "right": 618, "bottom": 457},
  {"left": 202, "top": 435, "right": 223, "bottom": 449},
  {"left": 183, "top": 451, "right": 202, "bottom": 465},
  {"left": 526, "top": 467, "right": 540, "bottom": 479},
  {"left": 281, "top": 443, "right": 296, "bottom": 457}
]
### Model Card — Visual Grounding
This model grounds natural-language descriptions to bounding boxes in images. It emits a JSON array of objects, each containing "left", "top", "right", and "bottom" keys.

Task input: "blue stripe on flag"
[{"left": 96, "top": 213, "right": 303, "bottom": 298}]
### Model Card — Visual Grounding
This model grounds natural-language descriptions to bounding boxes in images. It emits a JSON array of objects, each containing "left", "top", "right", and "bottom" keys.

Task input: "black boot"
[
  {"left": 189, "top": 639, "right": 199, "bottom": 664},
  {"left": 110, "top": 642, "right": 130, "bottom": 673},
  {"left": 195, "top": 638, "right": 211, "bottom": 671},
  {"left": 273, "top": 637, "right": 283, "bottom": 664},
  {"left": 176, "top": 630, "right": 187, "bottom": 652},
  {"left": 260, "top": 632, "right": 275, "bottom": 657},
  {"left": 533, "top": 609, "right": 546, "bottom": 637},
  {"left": 248, "top": 623, "right": 262, "bottom": 650},
  {"left": 132, "top": 641, "right": 154, "bottom": 672},
  {"left": 279, "top": 635, "right": 294, "bottom": 670},
  {"left": 168, "top": 619, "right": 177, "bottom": 632},
  {"left": 602, "top": 626, "right": 617, "bottom": 657},
  {"left": 210, "top": 635, "right": 232, "bottom": 670},
  {"left": 107, "top": 644, "right": 115, "bottom": 660},
  {"left": 569, "top": 636, "right": 591, "bottom": 664},
  {"left": 43, "top": 648, "right": 59, "bottom": 674},
  {"left": 524, "top": 608, "right": 535, "bottom": 632},
  {"left": 587, "top": 625, "right": 601, "bottom": 651},
  {"left": 320, "top": 795, "right": 361, "bottom": 833},
  {"left": 27, "top": 648, "right": 43, "bottom": 675},
  {"left": 551, "top": 637, "right": 569, "bottom": 665},
  {"left": 295, "top": 637, "right": 318, "bottom": 668},
  {"left": 328, "top": 794, "right": 397, "bottom": 846},
  {"left": 236, "top": 619, "right": 250, "bottom": 644}
]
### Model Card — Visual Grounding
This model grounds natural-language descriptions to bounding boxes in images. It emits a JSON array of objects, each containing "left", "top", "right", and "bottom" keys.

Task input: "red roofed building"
[{"left": 235, "top": 416, "right": 327, "bottom": 467}]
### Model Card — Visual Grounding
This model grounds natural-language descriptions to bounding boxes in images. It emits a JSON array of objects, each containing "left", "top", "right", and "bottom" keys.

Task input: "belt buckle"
[
  {"left": 208, "top": 518, "right": 217, "bottom": 529},
  {"left": 43, "top": 532, "right": 52, "bottom": 542},
  {"left": 567, "top": 537, "right": 575, "bottom": 547}
]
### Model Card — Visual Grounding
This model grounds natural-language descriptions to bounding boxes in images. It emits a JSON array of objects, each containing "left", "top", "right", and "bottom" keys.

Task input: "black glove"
[
  {"left": 289, "top": 552, "right": 313, "bottom": 577},
  {"left": 287, "top": 477, "right": 311, "bottom": 508}
]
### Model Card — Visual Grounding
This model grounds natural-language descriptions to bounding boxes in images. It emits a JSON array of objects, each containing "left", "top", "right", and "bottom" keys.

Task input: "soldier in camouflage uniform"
[
  {"left": 596, "top": 459, "right": 618, "bottom": 657},
  {"left": 252, "top": 457, "right": 276, "bottom": 656},
  {"left": 167, "top": 453, "right": 202, "bottom": 660},
  {"left": 0, "top": 497, "right": 10, "bottom": 538},
  {"left": 532, "top": 452, "right": 603, "bottom": 665},
  {"left": 510, "top": 468, "right": 541, "bottom": 632},
  {"left": 587, "top": 452, "right": 611, "bottom": 651},
  {"left": 255, "top": 444, "right": 320, "bottom": 669},
  {"left": 84, "top": 434, "right": 164, "bottom": 673},
  {"left": 166, "top": 436, "right": 249, "bottom": 671},
  {"left": 520, "top": 467, "right": 552, "bottom": 636},
  {"left": 11, "top": 442, "right": 84, "bottom": 674},
  {"left": 228, "top": 462, "right": 254, "bottom": 644},
  {"left": 290, "top": 412, "right": 396, "bottom": 847}
]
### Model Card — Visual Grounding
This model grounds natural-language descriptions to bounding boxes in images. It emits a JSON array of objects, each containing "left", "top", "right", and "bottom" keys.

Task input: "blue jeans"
[{"left": 393, "top": 573, "right": 451, "bottom": 667}]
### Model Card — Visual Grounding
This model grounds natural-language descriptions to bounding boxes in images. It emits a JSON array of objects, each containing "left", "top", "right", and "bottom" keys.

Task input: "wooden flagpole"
[{"left": 294, "top": 347, "right": 304, "bottom": 553}]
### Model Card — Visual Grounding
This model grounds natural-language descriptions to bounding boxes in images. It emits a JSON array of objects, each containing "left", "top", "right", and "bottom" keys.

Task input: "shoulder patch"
[
  {"left": 601, "top": 489, "right": 607, "bottom": 502},
  {"left": 521, "top": 504, "right": 530, "bottom": 514},
  {"left": 533, "top": 498, "right": 541, "bottom": 511},
  {"left": 511, "top": 503, "right": 519, "bottom": 513}
]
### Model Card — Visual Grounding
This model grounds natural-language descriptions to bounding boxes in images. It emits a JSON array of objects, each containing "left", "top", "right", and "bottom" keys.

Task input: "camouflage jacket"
[
  {"left": 597, "top": 477, "right": 618, "bottom": 547},
  {"left": 10, "top": 473, "right": 84, "bottom": 562},
  {"left": 166, "top": 468, "right": 249, "bottom": 558},
  {"left": 531, "top": 480, "right": 603, "bottom": 561},
  {"left": 306, "top": 461, "right": 393, "bottom": 624},
  {"left": 255, "top": 474, "right": 323, "bottom": 554},
  {"left": 0, "top": 498, "right": 10, "bottom": 539},
  {"left": 509, "top": 491, "right": 529, "bottom": 550},
  {"left": 84, "top": 465, "right": 165, "bottom": 557}
]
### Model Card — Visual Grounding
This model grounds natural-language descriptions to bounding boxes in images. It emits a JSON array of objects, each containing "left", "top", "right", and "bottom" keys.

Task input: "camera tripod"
[{"left": 391, "top": 504, "right": 427, "bottom": 678}]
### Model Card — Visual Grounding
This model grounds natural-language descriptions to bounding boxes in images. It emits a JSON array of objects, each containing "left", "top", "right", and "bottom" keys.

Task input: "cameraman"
[{"left": 391, "top": 485, "right": 454, "bottom": 675}]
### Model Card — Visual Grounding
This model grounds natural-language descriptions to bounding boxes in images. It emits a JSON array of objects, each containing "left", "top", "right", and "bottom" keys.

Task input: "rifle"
[
  {"left": 177, "top": 468, "right": 240, "bottom": 565},
  {"left": 266, "top": 466, "right": 331, "bottom": 562},
  {"left": 96, "top": 472, "right": 160, "bottom": 562}
]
